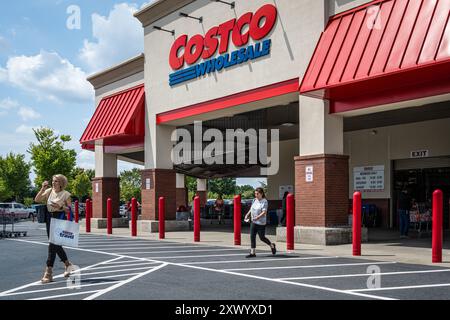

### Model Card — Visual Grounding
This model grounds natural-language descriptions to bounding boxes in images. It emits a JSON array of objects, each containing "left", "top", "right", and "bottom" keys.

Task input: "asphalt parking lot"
[{"left": 1, "top": 221, "right": 450, "bottom": 301}]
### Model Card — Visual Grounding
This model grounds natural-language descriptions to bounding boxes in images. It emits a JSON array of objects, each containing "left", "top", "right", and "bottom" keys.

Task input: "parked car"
[
  {"left": 0, "top": 203, "right": 29, "bottom": 220},
  {"left": 25, "top": 205, "right": 37, "bottom": 218},
  {"left": 70, "top": 202, "right": 86, "bottom": 218}
]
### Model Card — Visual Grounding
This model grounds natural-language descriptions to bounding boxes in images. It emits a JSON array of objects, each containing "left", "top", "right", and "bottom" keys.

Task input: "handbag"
[
  {"left": 37, "top": 205, "right": 48, "bottom": 224},
  {"left": 49, "top": 207, "right": 79, "bottom": 247}
]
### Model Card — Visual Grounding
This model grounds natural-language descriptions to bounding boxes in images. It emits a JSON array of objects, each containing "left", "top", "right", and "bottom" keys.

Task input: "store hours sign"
[{"left": 353, "top": 166, "right": 385, "bottom": 192}]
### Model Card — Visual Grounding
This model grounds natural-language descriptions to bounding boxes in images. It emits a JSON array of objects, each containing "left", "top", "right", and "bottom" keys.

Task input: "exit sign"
[{"left": 410, "top": 150, "right": 429, "bottom": 158}]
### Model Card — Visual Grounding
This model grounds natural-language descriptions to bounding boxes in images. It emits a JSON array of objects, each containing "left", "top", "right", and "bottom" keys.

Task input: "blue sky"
[{"left": 0, "top": 0, "right": 263, "bottom": 188}]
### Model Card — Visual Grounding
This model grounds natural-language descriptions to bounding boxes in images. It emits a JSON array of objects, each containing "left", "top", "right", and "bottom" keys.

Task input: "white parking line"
[
  {"left": 99, "top": 259, "right": 147, "bottom": 265},
  {"left": 222, "top": 262, "right": 397, "bottom": 272},
  {"left": 83, "top": 263, "right": 168, "bottom": 300},
  {"left": 182, "top": 256, "right": 340, "bottom": 265},
  {"left": 81, "top": 272, "right": 143, "bottom": 281},
  {"left": 84, "top": 262, "right": 160, "bottom": 270},
  {"left": 80, "top": 243, "right": 168, "bottom": 247},
  {"left": 29, "top": 290, "right": 101, "bottom": 300},
  {"left": 77, "top": 266, "right": 159, "bottom": 277},
  {"left": 169, "top": 261, "right": 395, "bottom": 300},
  {"left": 142, "top": 253, "right": 254, "bottom": 259},
  {"left": 278, "top": 269, "right": 450, "bottom": 281},
  {"left": 0, "top": 256, "right": 122, "bottom": 296},
  {"left": 86, "top": 245, "right": 213, "bottom": 250},
  {"left": 1, "top": 281, "right": 122, "bottom": 297},
  {"left": 349, "top": 283, "right": 450, "bottom": 292},
  {"left": 110, "top": 248, "right": 248, "bottom": 255}
]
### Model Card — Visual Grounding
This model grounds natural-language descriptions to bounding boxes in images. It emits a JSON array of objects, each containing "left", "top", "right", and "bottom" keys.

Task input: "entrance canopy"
[
  {"left": 81, "top": 85, "right": 145, "bottom": 151},
  {"left": 300, "top": 0, "right": 450, "bottom": 113}
]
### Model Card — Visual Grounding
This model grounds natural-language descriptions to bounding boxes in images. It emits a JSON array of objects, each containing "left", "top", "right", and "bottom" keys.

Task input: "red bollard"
[
  {"left": 86, "top": 199, "right": 91, "bottom": 233},
  {"left": 286, "top": 193, "right": 295, "bottom": 251},
  {"left": 432, "top": 189, "right": 443, "bottom": 263},
  {"left": 194, "top": 196, "right": 200, "bottom": 242},
  {"left": 131, "top": 198, "right": 137, "bottom": 237},
  {"left": 107, "top": 198, "right": 112, "bottom": 235},
  {"left": 234, "top": 195, "right": 241, "bottom": 246},
  {"left": 159, "top": 197, "right": 165, "bottom": 240},
  {"left": 74, "top": 200, "right": 79, "bottom": 223},
  {"left": 353, "top": 192, "right": 362, "bottom": 256}
]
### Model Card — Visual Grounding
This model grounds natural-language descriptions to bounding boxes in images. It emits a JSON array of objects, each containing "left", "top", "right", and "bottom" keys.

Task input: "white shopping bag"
[{"left": 49, "top": 218, "right": 79, "bottom": 248}]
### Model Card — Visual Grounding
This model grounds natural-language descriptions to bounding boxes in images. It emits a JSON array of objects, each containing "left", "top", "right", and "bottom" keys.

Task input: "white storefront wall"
[{"left": 345, "top": 117, "right": 450, "bottom": 200}]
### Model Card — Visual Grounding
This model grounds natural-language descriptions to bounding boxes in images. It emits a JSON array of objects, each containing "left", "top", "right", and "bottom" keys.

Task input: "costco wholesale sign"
[{"left": 169, "top": 4, "right": 278, "bottom": 86}]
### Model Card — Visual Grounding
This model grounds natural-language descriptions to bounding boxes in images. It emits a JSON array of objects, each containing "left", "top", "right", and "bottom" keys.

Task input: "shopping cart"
[{"left": 0, "top": 209, "right": 28, "bottom": 239}]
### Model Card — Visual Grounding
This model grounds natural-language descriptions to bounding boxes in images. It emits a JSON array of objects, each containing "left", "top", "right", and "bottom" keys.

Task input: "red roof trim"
[
  {"left": 156, "top": 78, "right": 299, "bottom": 124},
  {"left": 299, "top": 0, "right": 450, "bottom": 111}
]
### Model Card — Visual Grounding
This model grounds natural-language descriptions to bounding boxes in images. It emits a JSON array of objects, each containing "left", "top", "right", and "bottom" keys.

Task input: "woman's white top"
[
  {"left": 250, "top": 198, "right": 268, "bottom": 226},
  {"left": 43, "top": 188, "right": 71, "bottom": 213}
]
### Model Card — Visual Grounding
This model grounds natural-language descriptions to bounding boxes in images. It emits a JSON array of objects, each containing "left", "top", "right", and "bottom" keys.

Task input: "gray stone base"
[
  {"left": 136, "top": 220, "right": 190, "bottom": 233},
  {"left": 276, "top": 226, "right": 369, "bottom": 245},
  {"left": 82, "top": 218, "right": 129, "bottom": 229}
]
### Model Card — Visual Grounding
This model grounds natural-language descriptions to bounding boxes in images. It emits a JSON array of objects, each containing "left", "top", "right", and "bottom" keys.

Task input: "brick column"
[
  {"left": 92, "top": 177, "right": 120, "bottom": 219},
  {"left": 176, "top": 188, "right": 187, "bottom": 209},
  {"left": 295, "top": 154, "right": 349, "bottom": 227},
  {"left": 141, "top": 169, "right": 176, "bottom": 220}
]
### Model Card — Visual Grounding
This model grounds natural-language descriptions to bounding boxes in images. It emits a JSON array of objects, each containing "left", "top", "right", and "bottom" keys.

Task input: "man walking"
[{"left": 398, "top": 187, "right": 412, "bottom": 239}]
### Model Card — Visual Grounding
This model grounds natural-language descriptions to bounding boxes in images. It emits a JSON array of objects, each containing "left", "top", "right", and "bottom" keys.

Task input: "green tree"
[
  {"left": 236, "top": 184, "right": 255, "bottom": 199},
  {"left": 28, "top": 128, "right": 77, "bottom": 187},
  {"left": 119, "top": 168, "right": 141, "bottom": 203},
  {"left": 69, "top": 168, "right": 93, "bottom": 200},
  {"left": 208, "top": 178, "right": 236, "bottom": 196},
  {"left": 23, "top": 197, "right": 34, "bottom": 207},
  {"left": 0, "top": 153, "right": 31, "bottom": 202}
]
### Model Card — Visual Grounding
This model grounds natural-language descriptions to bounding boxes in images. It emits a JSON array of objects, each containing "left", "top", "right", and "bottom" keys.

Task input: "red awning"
[
  {"left": 300, "top": 0, "right": 450, "bottom": 113},
  {"left": 80, "top": 84, "right": 145, "bottom": 150}
]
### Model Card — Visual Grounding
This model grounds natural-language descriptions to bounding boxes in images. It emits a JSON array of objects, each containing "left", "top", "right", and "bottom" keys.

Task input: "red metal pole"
[
  {"left": 131, "top": 198, "right": 137, "bottom": 237},
  {"left": 432, "top": 189, "right": 443, "bottom": 263},
  {"left": 194, "top": 196, "right": 200, "bottom": 242},
  {"left": 107, "top": 198, "right": 112, "bottom": 235},
  {"left": 159, "top": 197, "right": 165, "bottom": 240},
  {"left": 286, "top": 193, "right": 295, "bottom": 251},
  {"left": 353, "top": 192, "right": 362, "bottom": 256},
  {"left": 234, "top": 195, "right": 241, "bottom": 246},
  {"left": 86, "top": 199, "right": 91, "bottom": 233},
  {"left": 74, "top": 200, "right": 79, "bottom": 223}
]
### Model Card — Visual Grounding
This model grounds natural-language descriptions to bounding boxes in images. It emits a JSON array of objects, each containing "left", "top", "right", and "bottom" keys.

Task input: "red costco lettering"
[{"left": 169, "top": 4, "right": 277, "bottom": 70}]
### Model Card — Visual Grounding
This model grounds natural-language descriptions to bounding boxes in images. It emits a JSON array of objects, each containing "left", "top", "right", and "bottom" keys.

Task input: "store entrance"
[{"left": 393, "top": 165, "right": 450, "bottom": 231}]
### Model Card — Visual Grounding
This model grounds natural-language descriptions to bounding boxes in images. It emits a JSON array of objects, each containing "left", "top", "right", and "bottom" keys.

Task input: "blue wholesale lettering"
[
  {"left": 59, "top": 230, "right": 75, "bottom": 240},
  {"left": 169, "top": 39, "right": 272, "bottom": 86}
]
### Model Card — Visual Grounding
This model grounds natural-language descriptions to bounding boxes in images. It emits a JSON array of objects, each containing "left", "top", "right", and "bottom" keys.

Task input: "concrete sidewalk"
[{"left": 77, "top": 223, "right": 450, "bottom": 268}]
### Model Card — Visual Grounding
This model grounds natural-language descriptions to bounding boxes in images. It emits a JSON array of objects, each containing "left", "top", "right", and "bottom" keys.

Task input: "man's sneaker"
[
  {"left": 246, "top": 254, "right": 256, "bottom": 259},
  {"left": 271, "top": 243, "right": 277, "bottom": 255}
]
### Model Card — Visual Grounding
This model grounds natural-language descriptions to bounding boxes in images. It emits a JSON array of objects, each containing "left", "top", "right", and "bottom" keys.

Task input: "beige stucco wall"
[
  {"left": 94, "top": 71, "right": 144, "bottom": 108},
  {"left": 267, "top": 139, "right": 299, "bottom": 200},
  {"left": 345, "top": 117, "right": 450, "bottom": 199},
  {"left": 143, "top": 0, "right": 328, "bottom": 116}
]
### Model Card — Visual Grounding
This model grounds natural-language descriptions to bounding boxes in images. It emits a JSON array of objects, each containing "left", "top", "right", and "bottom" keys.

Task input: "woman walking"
[
  {"left": 244, "top": 188, "right": 276, "bottom": 258},
  {"left": 35, "top": 174, "right": 74, "bottom": 284}
]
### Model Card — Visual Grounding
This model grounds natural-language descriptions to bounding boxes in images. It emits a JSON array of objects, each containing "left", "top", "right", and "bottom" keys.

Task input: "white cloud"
[
  {"left": 0, "top": 67, "right": 6, "bottom": 82},
  {"left": 77, "top": 149, "right": 95, "bottom": 170},
  {"left": 79, "top": 3, "right": 144, "bottom": 73},
  {"left": 18, "top": 107, "right": 41, "bottom": 121},
  {"left": 1, "top": 50, "right": 93, "bottom": 104},
  {"left": 0, "top": 97, "right": 19, "bottom": 110},
  {"left": 15, "top": 124, "right": 35, "bottom": 134}
]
